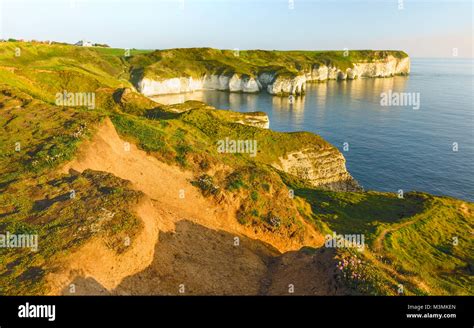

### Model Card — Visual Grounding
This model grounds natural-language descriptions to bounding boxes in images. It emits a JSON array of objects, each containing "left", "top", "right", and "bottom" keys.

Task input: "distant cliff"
[{"left": 131, "top": 49, "right": 410, "bottom": 96}]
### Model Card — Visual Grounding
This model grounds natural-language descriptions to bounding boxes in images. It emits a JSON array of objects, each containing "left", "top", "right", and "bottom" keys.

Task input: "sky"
[{"left": 0, "top": 0, "right": 472, "bottom": 57}]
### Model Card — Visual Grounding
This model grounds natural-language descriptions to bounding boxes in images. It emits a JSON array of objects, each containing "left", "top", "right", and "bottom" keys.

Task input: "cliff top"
[{"left": 129, "top": 47, "right": 409, "bottom": 79}]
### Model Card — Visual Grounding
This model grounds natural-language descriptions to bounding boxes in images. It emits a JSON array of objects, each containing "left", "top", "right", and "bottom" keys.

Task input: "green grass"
[
  {"left": 0, "top": 87, "right": 105, "bottom": 186},
  {"left": 289, "top": 185, "right": 473, "bottom": 295},
  {"left": 0, "top": 42, "right": 133, "bottom": 102},
  {"left": 177, "top": 104, "right": 333, "bottom": 164},
  {"left": 380, "top": 197, "right": 473, "bottom": 295},
  {"left": 297, "top": 189, "right": 426, "bottom": 245}
]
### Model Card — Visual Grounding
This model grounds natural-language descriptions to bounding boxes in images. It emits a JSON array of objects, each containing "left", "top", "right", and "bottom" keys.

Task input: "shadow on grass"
[
  {"left": 32, "top": 193, "right": 72, "bottom": 212},
  {"left": 295, "top": 188, "right": 426, "bottom": 243},
  {"left": 144, "top": 108, "right": 180, "bottom": 120}
]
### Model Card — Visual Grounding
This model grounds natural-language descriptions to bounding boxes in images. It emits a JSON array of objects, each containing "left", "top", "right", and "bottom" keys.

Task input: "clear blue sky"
[{"left": 1, "top": 0, "right": 472, "bottom": 57}]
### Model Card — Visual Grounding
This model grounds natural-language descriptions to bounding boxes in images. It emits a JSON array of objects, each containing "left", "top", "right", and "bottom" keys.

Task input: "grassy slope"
[
  {"left": 0, "top": 42, "right": 150, "bottom": 103},
  {"left": 0, "top": 42, "right": 471, "bottom": 296},
  {"left": 285, "top": 176, "right": 473, "bottom": 295},
  {"left": 0, "top": 88, "right": 144, "bottom": 294}
]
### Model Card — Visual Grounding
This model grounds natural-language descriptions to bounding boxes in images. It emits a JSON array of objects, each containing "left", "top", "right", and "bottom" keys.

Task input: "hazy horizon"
[{"left": 0, "top": 0, "right": 473, "bottom": 58}]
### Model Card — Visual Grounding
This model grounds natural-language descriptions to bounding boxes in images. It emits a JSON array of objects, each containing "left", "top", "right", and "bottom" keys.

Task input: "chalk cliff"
[
  {"left": 272, "top": 147, "right": 361, "bottom": 191},
  {"left": 306, "top": 55, "right": 410, "bottom": 81},
  {"left": 135, "top": 53, "right": 410, "bottom": 97},
  {"left": 138, "top": 74, "right": 262, "bottom": 97}
]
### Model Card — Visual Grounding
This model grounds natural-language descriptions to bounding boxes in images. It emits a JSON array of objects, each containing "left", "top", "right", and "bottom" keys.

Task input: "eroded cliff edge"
[
  {"left": 129, "top": 48, "right": 410, "bottom": 96},
  {"left": 165, "top": 100, "right": 362, "bottom": 192}
]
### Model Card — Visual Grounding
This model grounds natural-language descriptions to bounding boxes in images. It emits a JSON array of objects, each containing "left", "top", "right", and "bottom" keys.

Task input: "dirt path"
[
  {"left": 370, "top": 210, "right": 436, "bottom": 294},
  {"left": 373, "top": 219, "right": 418, "bottom": 253}
]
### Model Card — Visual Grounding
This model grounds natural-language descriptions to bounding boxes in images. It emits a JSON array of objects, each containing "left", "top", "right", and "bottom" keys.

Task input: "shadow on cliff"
[{"left": 61, "top": 220, "right": 347, "bottom": 295}]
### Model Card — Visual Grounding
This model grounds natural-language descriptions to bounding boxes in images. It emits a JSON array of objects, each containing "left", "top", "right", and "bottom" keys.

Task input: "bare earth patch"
[{"left": 46, "top": 118, "right": 336, "bottom": 295}]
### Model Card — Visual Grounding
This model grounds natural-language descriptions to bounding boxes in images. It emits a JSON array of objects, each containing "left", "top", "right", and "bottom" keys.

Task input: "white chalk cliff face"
[
  {"left": 272, "top": 147, "right": 361, "bottom": 191},
  {"left": 138, "top": 77, "right": 203, "bottom": 96},
  {"left": 138, "top": 74, "right": 261, "bottom": 96},
  {"left": 306, "top": 56, "right": 411, "bottom": 81},
  {"left": 137, "top": 55, "right": 410, "bottom": 97},
  {"left": 266, "top": 75, "right": 306, "bottom": 96}
]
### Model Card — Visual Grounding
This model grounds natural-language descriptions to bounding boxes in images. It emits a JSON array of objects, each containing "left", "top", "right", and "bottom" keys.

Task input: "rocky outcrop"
[
  {"left": 160, "top": 100, "right": 270, "bottom": 129},
  {"left": 272, "top": 147, "right": 361, "bottom": 191},
  {"left": 137, "top": 55, "right": 410, "bottom": 97},
  {"left": 234, "top": 112, "right": 270, "bottom": 129},
  {"left": 266, "top": 75, "right": 306, "bottom": 96}
]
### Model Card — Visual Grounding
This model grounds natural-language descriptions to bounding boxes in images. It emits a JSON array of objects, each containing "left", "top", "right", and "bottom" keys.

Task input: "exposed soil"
[{"left": 46, "top": 118, "right": 344, "bottom": 295}]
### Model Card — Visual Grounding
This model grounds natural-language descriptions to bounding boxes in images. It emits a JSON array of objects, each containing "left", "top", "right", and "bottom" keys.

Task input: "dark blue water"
[{"left": 152, "top": 59, "right": 474, "bottom": 201}]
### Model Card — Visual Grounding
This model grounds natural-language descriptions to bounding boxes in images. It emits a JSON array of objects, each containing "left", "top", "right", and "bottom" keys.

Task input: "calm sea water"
[{"left": 152, "top": 59, "right": 474, "bottom": 201}]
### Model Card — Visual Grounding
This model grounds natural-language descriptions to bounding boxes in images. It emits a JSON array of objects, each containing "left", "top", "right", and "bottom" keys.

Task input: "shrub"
[
  {"left": 250, "top": 190, "right": 259, "bottom": 201},
  {"left": 191, "top": 174, "right": 220, "bottom": 197},
  {"left": 226, "top": 172, "right": 247, "bottom": 191}
]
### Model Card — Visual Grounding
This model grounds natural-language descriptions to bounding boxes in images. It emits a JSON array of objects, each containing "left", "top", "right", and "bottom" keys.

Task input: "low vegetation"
[{"left": 287, "top": 185, "right": 473, "bottom": 295}]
